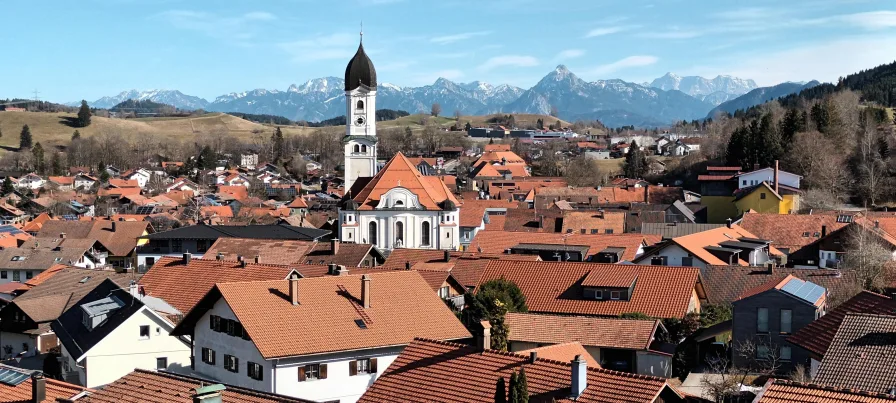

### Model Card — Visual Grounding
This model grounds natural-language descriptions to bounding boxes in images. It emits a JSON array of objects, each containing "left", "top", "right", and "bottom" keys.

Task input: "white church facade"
[{"left": 338, "top": 38, "right": 460, "bottom": 251}]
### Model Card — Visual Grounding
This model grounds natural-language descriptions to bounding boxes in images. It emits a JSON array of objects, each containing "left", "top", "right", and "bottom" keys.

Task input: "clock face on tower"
[{"left": 355, "top": 116, "right": 365, "bottom": 126}]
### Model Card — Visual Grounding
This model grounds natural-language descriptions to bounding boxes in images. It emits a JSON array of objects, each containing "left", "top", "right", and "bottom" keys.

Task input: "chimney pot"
[
  {"left": 822, "top": 225, "right": 828, "bottom": 238},
  {"left": 328, "top": 263, "right": 337, "bottom": 275},
  {"left": 726, "top": 218, "right": 732, "bottom": 229},
  {"left": 330, "top": 239, "right": 339, "bottom": 255},
  {"left": 60, "top": 232, "right": 66, "bottom": 239},
  {"left": 31, "top": 372, "right": 46, "bottom": 403},
  {"left": 216, "top": 252, "right": 224, "bottom": 260},
  {"left": 254, "top": 255, "right": 260, "bottom": 264},
  {"left": 405, "top": 261, "right": 411, "bottom": 271},
  {"left": 875, "top": 220, "right": 880, "bottom": 229},
  {"left": 443, "top": 250, "right": 450, "bottom": 263},
  {"left": 183, "top": 252, "right": 192, "bottom": 264},
  {"left": 362, "top": 274, "right": 371, "bottom": 309},
  {"left": 478, "top": 320, "right": 492, "bottom": 351},
  {"left": 571, "top": 355, "right": 587, "bottom": 398},
  {"left": 529, "top": 351, "right": 537, "bottom": 363},
  {"left": 289, "top": 273, "right": 300, "bottom": 305}
]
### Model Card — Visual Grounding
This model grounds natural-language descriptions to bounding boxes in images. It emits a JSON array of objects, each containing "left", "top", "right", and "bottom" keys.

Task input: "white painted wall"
[
  {"left": 344, "top": 87, "right": 378, "bottom": 191},
  {"left": 70, "top": 308, "right": 191, "bottom": 388},
  {"left": 339, "top": 208, "right": 460, "bottom": 251},
  {"left": 0, "top": 331, "right": 40, "bottom": 358},
  {"left": 637, "top": 244, "right": 707, "bottom": 269},
  {"left": 737, "top": 169, "right": 800, "bottom": 189},
  {"left": 636, "top": 351, "right": 671, "bottom": 377}
]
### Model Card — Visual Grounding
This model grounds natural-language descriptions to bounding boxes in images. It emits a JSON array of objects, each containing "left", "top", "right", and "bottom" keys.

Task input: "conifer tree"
[
  {"left": 514, "top": 368, "right": 529, "bottom": 403},
  {"left": 494, "top": 377, "right": 507, "bottom": 403},
  {"left": 508, "top": 372, "right": 519, "bottom": 403},
  {"left": 19, "top": 125, "right": 33, "bottom": 150},
  {"left": 726, "top": 127, "right": 750, "bottom": 169},
  {"left": 77, "top": 100, "right": 92, "bottom": 127},
  {"left": 72, "top": 130, "right": 81, "bottom": 141},
  {"left": 272, "top": 127, "right": 285, "bottom": 162},
  {"left": 1, "top": 177, "right": 13, "bottom": 195},
  {"left": 51, "top": 152, "right": 62, "bottom": 176},
  {"left": 756, "top": 114, "right": 783, "bottom": 167},
  {"left": 622, "top": 140, "right": 648, "bottom": 179},
  {"left": 32, "top": 142, "right": 45, "bottom": 174}
]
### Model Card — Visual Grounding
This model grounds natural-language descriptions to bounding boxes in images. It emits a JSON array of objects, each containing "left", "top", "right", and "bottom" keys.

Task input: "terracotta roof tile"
[
  {"left": 697, "top": 174, "right": 735, "bottom": 181},
  {"left": 484, "top": 144, "right": 512, "bottom": 152},
  {"left": 561, "top": 211, "right": 625, "bottom": 234},
  {"left": 352, "top": 152, "right": 459, "bottom": 211},
  {"left": 303, "top": 242, "right": 380, "bottom": 268},
  {"left": 815, "top": 313, "right": 896, "bottom": 393},
  {"left": 359, "top": 338, "right": 680, "bottom": 403},
  {"left": 701, "top": 266, "right": 857, "bottom": 305},
  {"left": 740, "top": 212, "right": 848, "bottom": 251},
  {"left": 81, "top": 369, "right": 314, "bottom": 403},
  {"left": 0, "top": 366, "right": 86, "bottom": 403},
  {"left": 469, "top": 231, "right": 651, "bottom": 262},
  {"left": 139, "top": 256, "right": 327, "bottom": 314},
  {"left": 36, "top": 220, "right": 148, "bottom": 256},
  {"left": 506, "top": 312, "right": 659, "bottom": 351},
  {"left": 756, "top": 379, "right": 896, "bottom": 403},
  {"left": 202, "top": 271, "right": 471, "bottom": 358},
  {"left": 477, "top": 260, "right": 701, "bottom": 319},
  {"left": 520, "top": 341, "right": 601, "bottom": 367},
  {"left": 459, "top": 199, "right": 517, "bottom": 227},
  {"left": 475, "top": 150, "right": 527, "bottom": 165},
  {"left": 788, "top": 291, "right": 896, "bottom": 357},
  {"left": 109, "top": 178, "right": 140, "bottom": 188},
  {"left": 205, "top": 238, "right": 317, "bottom": 264},
  {"left": 639, "top": 224, "right": 783, "bottom": 266},
  {"left": 11, "top": 267, "right": 136, "bottom": 323},
  {"left": 581, "top": 266, "right": 640, "bottom": 288}
]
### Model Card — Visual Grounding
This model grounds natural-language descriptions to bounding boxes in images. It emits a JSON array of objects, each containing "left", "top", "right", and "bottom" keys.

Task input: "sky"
[{"left": 3, "top": 0, "right": 896, "bottom": 103}]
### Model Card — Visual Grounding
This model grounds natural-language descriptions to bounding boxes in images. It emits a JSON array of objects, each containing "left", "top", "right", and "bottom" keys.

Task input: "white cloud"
[
  {"left": 279, "top": 33, "right": 358, "bottom": 62},
  {"left": 589, "top": 55, "right": 659, "bottom": 77},
  {"left": 430, "top": 31, "right": 492, "bottom": 44},
  {"left": 838, "top": 11, "right": 896, "bottom": 29},
  {"left": 585, "top": 26, "right": 629, "bottom": 38},
  {"left": 155, "top": 10, "right": 276, "bottom": 42},
  {"left": 554, "top": 49, "right": 585, "bottom": 62},
  {"left": 638, "top": 30, "right": 702, "bottom": 39},
  {"left": 477, "top": 55, "right": 539, "bottom": 71},
  {"left": 243, "top": 11, "right": 277, "bottom": 21}
]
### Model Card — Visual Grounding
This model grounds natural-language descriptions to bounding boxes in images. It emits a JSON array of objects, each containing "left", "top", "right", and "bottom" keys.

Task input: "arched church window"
[
  {"left": 357, "top": 100, "right": 364, "bottom": 110},
  {"left": 421, "top": 222, "right": 431, "bottom": 246},
  {"left": 354, "top": 145, "right": 360, "bottom": 153},
  {"left": 393, "top": 200, "right": 404, "bottom": 208},
  {"left": 395, "top": 221, "right": 404, "bottom": 244},
  {"left": 368, "top": 221, "right": 378, "bottom": 246}
]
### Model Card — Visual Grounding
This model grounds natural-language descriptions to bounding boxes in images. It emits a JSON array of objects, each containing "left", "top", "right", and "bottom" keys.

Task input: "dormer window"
[
  {"left": 610, "top": 291, "right": 621, "bottom": 300},
  {"left": 393, "top": 200, "right": 404, "bottom": 208}
]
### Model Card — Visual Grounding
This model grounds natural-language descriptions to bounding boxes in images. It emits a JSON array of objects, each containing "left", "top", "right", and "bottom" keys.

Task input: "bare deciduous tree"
[
  {"left": 701, "top": 339, "right": 782, "bottom": 403},
  {"left": 841, "top": 224, "right": 895, "bottom": 292},
  {"left": 430, "top": 103, "right": 442, "bottom": 117}
]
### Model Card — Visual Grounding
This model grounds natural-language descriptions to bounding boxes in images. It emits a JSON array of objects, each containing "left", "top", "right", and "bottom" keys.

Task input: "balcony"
[{"left": 88, "top": 249, "right": 108, "bottom": 260}]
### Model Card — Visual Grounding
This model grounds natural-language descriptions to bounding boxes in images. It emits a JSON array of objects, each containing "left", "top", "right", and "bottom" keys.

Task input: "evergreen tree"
[
  {"left": 494, "top": 377, "right": 507, "bottom": 403},
  {"left": 19, "top": 125, "right": 33, "bottom": 149},
  {"left": 465, "top": 121, "right": 472, "bottom": 131},
  {"left": 272, "top": 127, "right": 285, "bottom": 162},
  {"left": 508, "top": 372, "right": 519, "bottom": 403},
  {"left": 810, "top": 103, "right": 830, "bottom": 134},
  {"left": 726, "top": 127, "right": 750, "bottom": 168},
  {"left": 1, "top": 177, "right": 13, "bottom": 195},
  {"left": 879, "top": 136, "right": 891, "bottom": 160},
  {"left": 755, "top": 114, "right": 783, "bottom": 167},
  {"left": 514, "top": 368, "right": 528, "bottom": 403},
  {"left": 100, "top": 170, "right": 110, "bottom": 183},
  {"left": 77, "top": 100, "right": 92, "bottom": 127},
  {"left": 50, "top": 152, "right": 62, "bottom": 176},
  {"left": 778, "top": 108, "right": 804, "bottom": 146},
  {"left": 199, "top": 146, "right": 216, "bottom": 169},
  {"left": 32, "top": 142, "right": 45, "bottom": 174},
  {"left": 72, "top": 130, "right": 81, "bottom": 141},
  {"left": 622, "top": 140, "right": 648, "bottom": 179}
]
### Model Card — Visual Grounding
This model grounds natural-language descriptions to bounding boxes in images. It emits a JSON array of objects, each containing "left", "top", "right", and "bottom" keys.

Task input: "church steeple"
[{"left": 343, "top": 35, "right": 378, "bottom": 191}]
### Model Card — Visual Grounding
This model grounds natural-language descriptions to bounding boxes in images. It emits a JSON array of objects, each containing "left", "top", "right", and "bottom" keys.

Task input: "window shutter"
[
  {"left": 211, "top": 350, "right": 216, "bottom": 365},
  {"left": 234, "top": 357, "right": 239, "bottom": 373},
  {"left": 319, "top": 364, "right": 328, "bottom": 379},
  {"left": 370, "top": 358, "right": 378, "bottom": 373},
  {"left": 298, "top": 366, "right": 306, "bottom": 382},
  {"left": 209, "top": 315, "right": 216, "bottom": 330},
  {"left": 349, "top": 361, "right": 357, "bottom": 376}
]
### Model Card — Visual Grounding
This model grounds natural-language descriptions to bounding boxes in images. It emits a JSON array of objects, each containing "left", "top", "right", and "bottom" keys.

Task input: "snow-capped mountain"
[
  {"left": 648, "top": 73, "right": 758, "bottom": 105},
  {"left": 505, "top": 66, "right": 715, "bottom": 127},
  {"left": 79, "top": 89, "right": 210, "bottom": 110}
]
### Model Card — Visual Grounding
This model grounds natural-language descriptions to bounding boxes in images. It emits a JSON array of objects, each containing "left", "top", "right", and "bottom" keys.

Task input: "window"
[
  {"left": 357, "top": 100, "right": 364, "bottom": 110},
  {"left": 298, "top": 363, "right": 327, "bottom": 381},
  {"left": 756, "top": 345, "right": 770, "bottom": 359},
  {"left": 757, "top": 308, "right": 769, "bottom": 333},
  {"left": 354, "top": 145, "right": 360, "bottom": 153},
  {"left": 594, "top": 290, "right": 603, "bottom": 300},
  {"left": 780, "top": 346, "right": 792, "bottom": 361},
  {"left": 350, "top": 358, "right": 378, "bottom": 375},
  {"left": 224, "top": 354, "right": 239, "bottom": 373},
  {"left": 210, "top": 315, "right": 219, "bottom": 331},
  {"left": 580, "top": 229, "right": 586, "bottom": 234},
  {"left": 802, "top": 232, "right": 810, "bottom": 237},
  {"left": 650, "top": 256, "right": 667, "bottom": 265},
  {"left": 362, "top": 145, "right": 368, "bottom": 153},
  {"left": 139, "top": 325, "right": 150, "bottom": 339},
  {"left": 368, "top": 222, "right": 378, "bottom": 246},
  {"left": 605, "top": 229, "right": 614, "bottom": 234},
  {"left": 780, "top": 309, "right": 792, "bottom": 334},
  {"left": 395, "top": 222, "right": 404, "bottom": 244},
  {"left": 146, "top": 257, "right": 155, "bottom": 266},
  {"left": 201, "top": 348, "right": 216, "bottom": 365},
  {"left": 156, "top": 357, "right": 168, "bottom": 370},
  {"left": 0, "top": 271, "right": 6, "bottom": 279},
  {"left": 421, "top": 222, "right": 431, "bottom": 246},
  {"left": 438, "top": 286, "right": 450, "bottom": 299},
  {"left": 171, "top": 239, "right": 183, "bottom": 251},
  {"left": 12, "top": 271, "right": 20, "bottom": 281},
  {"left": 742, "top": 180, "right": 747, "bottom": 186},
  {"left": 610, "top": 291, "right": 621, "bottom": 300},
  {"left": 760, "top": 193, "right": 766, "bottom": 199},
  {"left": 591, "top": 229, "right": 598, "bottom": 234},
  {"left": 25, "top": 271, "right": 32, "bottom": 280},
  {"left": 196, "top": 240, "right": 208, "bottom": 252},
  {"left": 248, "top": 362, "right": 263, "bottom": 381},
  {"left": 681, "top": 257, "right": 694, "bottom": 267}
]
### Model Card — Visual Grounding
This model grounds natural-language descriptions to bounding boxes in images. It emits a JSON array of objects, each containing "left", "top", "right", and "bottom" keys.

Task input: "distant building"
[{"left": 240, "top": 154, "right": 258, "bottom": 170}]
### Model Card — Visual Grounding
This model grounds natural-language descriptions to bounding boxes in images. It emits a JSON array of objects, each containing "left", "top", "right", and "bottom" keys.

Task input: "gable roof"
[
  {"left": 701, "top": 266, "right": 856, "bottom": 305},
  {"left": 141, "top": 223, "right": 330, "bottom": 241},
  {"left": 359, "top": 338, "right": 682, "bottom": 403},
  {"left": 736, "top": 274, "right": 827, "bottom": 308},
  {"left": 36, "top": 220, "right": 149, "bottom": 256},
  {"left": 469, "top": 231, "right": 652, "bottom": 262},
  {"left": 636, "top": 224, "right": 782, "bottom": 266},
  {"left": 520, "top": 341, "right": 601, "bottom": 367},
  {"left": 172, "top": 271, "right": 471, "bottom": 358},
  {"left": 138, "top": 256, "right": 328, "bottom": 315},
  {"left": 739, "top": 212, "right": 848, "bottom": 252},
  {"left": 350, "top": 152, "right": 459, "bottom": 211},
  {"left": 0, "top": 365, "right": 86, "bottom": 403},
  {"left": 505, "top": 312, "right": 661, "bottom": 351},
  {"left": 458, "top": 198, "right": 517, "bottom": 227},
  {"left": 204, "top": 238, "right": 317, "bottom": 264},
  {"left": 476, "top": 260, "right": 702, "bottom": 319},
  {"left": 561, "top": 211, "right": 626, "bottom": 234},
  {"left": 788, "top": 291, "right": 896, "bottom": 357},
  {"left": 80, "top": 369, "right": 316, "bottom": 403},
  {"left": 814, "top": 313, "right": 896, "bottom": 393},
  {"left": 0, "top": 238, "right": 97, "bottom": 271},
  {"left": 641, "top": 223, "right": 725, "bottom": 239},
  {"left": 755, "top": 379, "right": 896, "bottom": 403}
]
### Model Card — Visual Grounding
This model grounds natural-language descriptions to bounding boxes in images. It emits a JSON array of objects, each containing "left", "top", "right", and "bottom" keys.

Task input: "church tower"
[{"left": 343, "top": 35, "right": 378, "bottom": 191}]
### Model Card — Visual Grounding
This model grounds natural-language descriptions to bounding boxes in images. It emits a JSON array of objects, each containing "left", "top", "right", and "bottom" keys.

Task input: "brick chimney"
[
  {"left": 111, "top": 221, "right": 116, "bottom": 232},
  {"left": 254, "top": 255, "right": 260, "bottom": 264},
  {"left": 443, "top": 250, "right": 450, "bottom": 262},
  {"left": 183, "top": 252, "right": 192, "bottom": 264},
  {"left": 216, "top": 252, "right": 224, "bottom": 260},
  {"left": 289, "top": 273, "right": 300, "bottom": 305},
  {"left": 529, "top": 351, "right": 537, "bottom": 364},
  {"left": 570, "top": 355, "right": 587, "bottom": 399},
  {"left": 31, "top": 372, "right": 45, "bottom": 403},
  {"left": 330, "top": 239, "right": 339, "bottom": 255},
  {"left": 822, "top": 225, "right": 827, "bottom": 238},
  {"left": 477, "top": 320, "right": 492, "bottom": 351},
  {"left": 361, "top": 274, "right": 371, "bottom": 309},
  {"left": 405, "top": 261, "right": 411, "bottom": 270},
  {"left": 774, "top": 160, "right": 780, "bottom": 194}
]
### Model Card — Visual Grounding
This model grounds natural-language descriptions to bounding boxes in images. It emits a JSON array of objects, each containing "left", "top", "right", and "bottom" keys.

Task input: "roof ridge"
[
  {"left": 130, "top": 369, "right": 313, "bottom": 402},
  {"left": 843, "top": 312, "right": 896, "bottom": 319},
  {"left": 770, "top": 379, "right": 896, "bottom": 400}
]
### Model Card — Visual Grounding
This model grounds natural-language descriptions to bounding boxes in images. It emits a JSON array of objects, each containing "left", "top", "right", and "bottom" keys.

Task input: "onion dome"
[{"left": 344, "top": 43, "right": 377, "bottom": 91}]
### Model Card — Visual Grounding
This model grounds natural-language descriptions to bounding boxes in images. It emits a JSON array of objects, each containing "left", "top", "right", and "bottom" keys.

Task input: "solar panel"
[
  {"left": 780, "top": 277, "right": 826, "bottom": 305},
  {"left": 135, "top": 206, "right": 155, "bottom": 215},
  {"left": 0, "top": 225, "right": 24, "bottom": 235},
  {"left": 0, "top": 367, "right": 31, "bottom": 386}
]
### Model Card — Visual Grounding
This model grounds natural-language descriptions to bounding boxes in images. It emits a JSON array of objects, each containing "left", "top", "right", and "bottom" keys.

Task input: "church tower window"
[
  {"left": 395, "top": 222, "right": 404, "bottom": 246},
  {"left": 357, "top": 100, "right": 364, "bottom": 110},
  {"left": 368, "top": 221, "right": 378, "bottom": 246},
  {"left": 421, "top": 222, "right": 431, "bottom": 246}
]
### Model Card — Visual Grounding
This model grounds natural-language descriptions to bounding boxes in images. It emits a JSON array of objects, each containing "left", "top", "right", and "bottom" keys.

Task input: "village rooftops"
[
  {"left": 788, "top": 291, "right": 896, "bottom": 357},
  {"left": 505, "top": 312, "right": 662, "bottom": 351},
  {"left": 171, "top": 271, "right": 471, "bottom": 359},
  {"left": 633, "top": 224, "right": 782, "bottom": 266},
  {"left": 469, "top": 231, "right": 657, "bottom": 262},
  {"left": 347, "top": 152, "right": 459, "bottom": 211},
  {"left": 736, "top": 274, "right": 827, "bottom": 307},
  {"left": 37, "top": 219, "right": 149, "bottom": 257},
  {"left": 754, "top": 379, "right": 896, "bottom": 403},
  {"left": 814, "top": 313, "right": 896, "bottom": 394},
  {"left": 0, "top": 364, "right": 86, "bottom": 403},
  {"left": 140, "top": 223, "right": 330, "bottom": 241},
  {"left": 700, "top": 265, "right": 856, "bottom": 305}
]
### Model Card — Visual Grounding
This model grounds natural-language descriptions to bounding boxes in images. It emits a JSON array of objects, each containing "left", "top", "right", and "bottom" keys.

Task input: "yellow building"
[{"left": 733, "top": 181, "right": 800, "bottom": 215}]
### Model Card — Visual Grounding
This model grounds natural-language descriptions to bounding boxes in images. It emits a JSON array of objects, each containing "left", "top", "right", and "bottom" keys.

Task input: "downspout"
[{"left": 273, "top": 358, "right": 278, "bottom": 393}]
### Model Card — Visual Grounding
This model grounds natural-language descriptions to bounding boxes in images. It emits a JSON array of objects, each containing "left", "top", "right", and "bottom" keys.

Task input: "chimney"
[
  {"left": 822, "top": 225, "right": 827, "bottom": 238},
  {"left": 529, "top": 351, "right": 537, "bottom": 364},
  {"left": 875, "top": 220, "right": 880, "bottom": 229},
  {"left": 443, "top": 250, "right": 450, "bottom": 263},
  {"left": 336, "top": 265, "right": 348, "bottom": 276},
  {"left": 726, "top": 218, "right": 732, "bottom": 229},
  {"left": 570, "top": 355, "right": 587, "bottom": 399},
  {"left": 477, "top": 320, "right": 492, "bottom": 351},
  {"left": 328, "top": 263, "right": 338, "bottom": 275},
  {"left": 59, "top": 232, "right": 66, "bottom": 239},
  {"left": 254, "top": 255, "right": 260, "bottom": 264},
  {"left": 111, "top": 221, "right": 116, "bottom": 232},
  {"left": 765, "top": 260, "right": 775, "bottom": 275},
  {"left": 361, "top": 274, "right": 371, "bottom": 309},
  {"left": 774, "top": 160, "right": 780, "bottom": 194},
  {"left": 405, "top": 261, "right": 411, "bottom": 271},
  {"left": 128, "top": 280, "right": 139, "bottom": 298},
  {"left": 192, "top": 384, "right": 225, "bottom": 403},
  {"left": 216, "top": 252, "right": 224, "bottom": 260},
  {"left": 183, "top": 252, "right": 192, "bottom": 264},
  {"left": 289, "top": 273, "right": 300, "bottom": 305},
  {"left": 31, "top": 372, "right": 46, "bottom": 403},
  {"left": 330, "top": 239, "right": 339, "bottom": 255}
]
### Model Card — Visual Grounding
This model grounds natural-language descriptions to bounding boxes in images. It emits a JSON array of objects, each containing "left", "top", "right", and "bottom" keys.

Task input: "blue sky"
[{"left": 3, "top": 0, "right": 896, "bottom": 102}]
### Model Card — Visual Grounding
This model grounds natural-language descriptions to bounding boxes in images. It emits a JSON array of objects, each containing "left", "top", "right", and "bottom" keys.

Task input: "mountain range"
[
  {"left": 72, "top": 68, "right": 810, "bottom": 127},
  {"left": 706, "top": 81, "right": 822, "bottom": 118}
]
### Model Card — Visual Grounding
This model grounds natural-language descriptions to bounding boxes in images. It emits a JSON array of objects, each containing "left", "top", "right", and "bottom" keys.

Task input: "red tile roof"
[
  {"left": 739, "top": 212, "right": 848, "bottom": 251},
  {"left": 484, "top": 144, "right": 512, "bottom": 152},
  {"left": 0, "top": 367, "right": 86, "bottom": 403},
  {"left": 477, "top": 260, "right": 702, "bottom": 319},
  {"left": 80, "top": 369, "right": 314, "bottom": 403},
  {"left": 561, "top": 211, "right": 626, "bottom": 234},
  {"left": 788, "top": 291, "right": 896, "bottom": 357},
  {"left": 459, "top": 199, "right": 518, "bottom": 227},
  {"left": 701, "top": 266, "right": 857, "bottom": 305},
  {"left": 506, "top": 312, "right": 660, "bottom": 351},
  {"left": 520, "top": 341, "right": 601, "bottom": 367},
  {"left": 697, "top": 174, "right": 735, "bottom": 181},
  {"left": 351, "top": 152, "right": 459, "bottom": 211},
  {"left": 469, "top": 231, "right": 652, "bottom": 262},
  {"left": 359, "top": 338, "right": 682, "bottom": 403},
  {"left": 36, "top": 220, "right": 149, "bottom": 256},
  {"left": 638, "top": 224, "right": 783, "bottom": 266},
  {"left": 755, "top": 379, "right": 896, "bottom": 403}
]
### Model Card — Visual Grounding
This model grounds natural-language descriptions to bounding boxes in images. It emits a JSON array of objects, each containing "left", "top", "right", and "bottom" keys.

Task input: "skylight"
[{"left": 354, "top": 319, "right": 368, "bottom": 329}]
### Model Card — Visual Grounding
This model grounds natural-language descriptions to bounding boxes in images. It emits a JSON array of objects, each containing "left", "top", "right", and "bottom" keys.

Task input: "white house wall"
[
  {"left": 193, "top": 298, "right": 271, "bottom": 392},
  {"left": 339, "top": 209, "right": 460, "bottom": 251},
  {"left": 737, "top": 169, "right": 800, "bottom": 189},
  {"left": 638, "top": 244, "right": 707, "bottom": 269},
  {"left": 0, "top": 331, "right": 40, "bottom": 358}
]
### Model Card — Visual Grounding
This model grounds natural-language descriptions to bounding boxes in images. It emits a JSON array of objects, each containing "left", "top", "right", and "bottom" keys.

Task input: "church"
[{"left": 338, "top": 38, "right": 461, "bottom": 251}]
